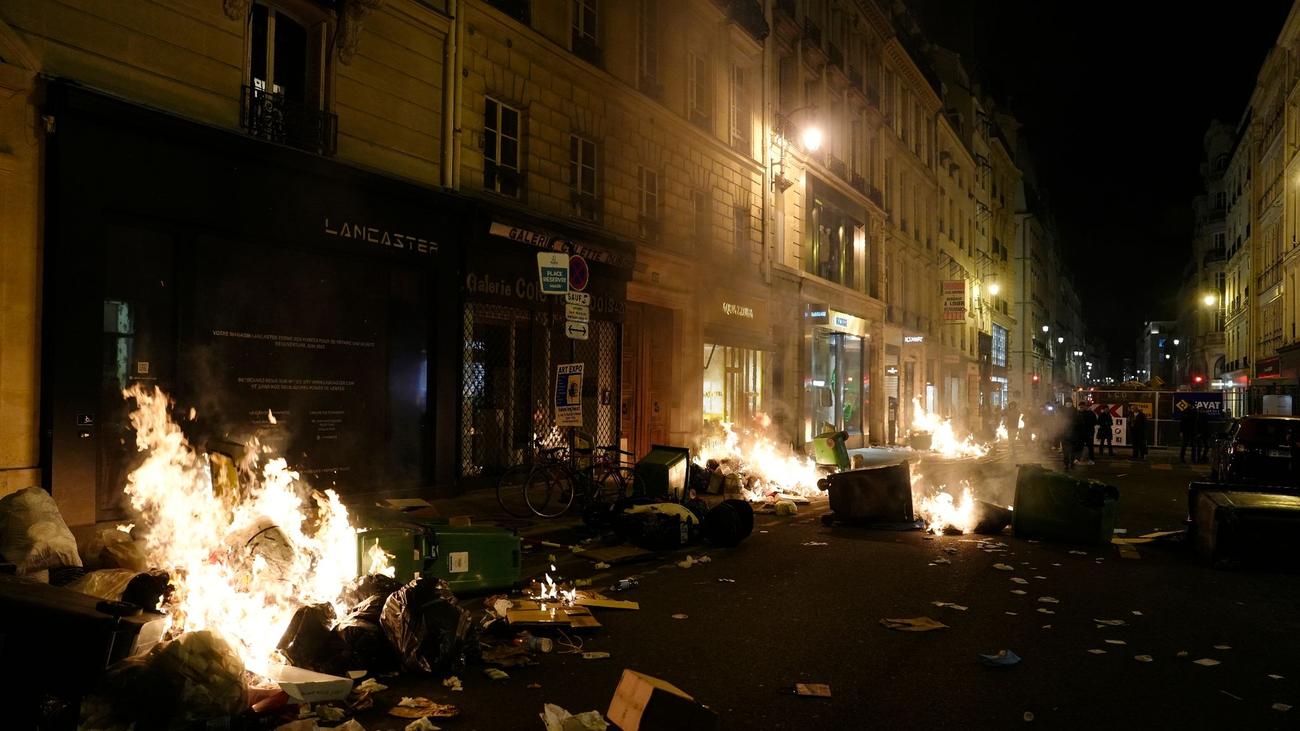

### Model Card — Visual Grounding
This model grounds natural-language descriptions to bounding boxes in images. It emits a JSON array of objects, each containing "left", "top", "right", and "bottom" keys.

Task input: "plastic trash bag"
[
  {"left": 339, "top": 573, "right": 402, "bottom": 608},
  {"left": 381, "top": 578, "right": 475, "bottom": 674},
  {"left": 0, "top": 486, "right": 82, "bottom": 574},
  {"left": 67, "top": 568, "right": 171, "bottom": 610},
  {"left": 79, "top": 630, "right": 247, "bottom": 731},
  {"left": 277, "top": 602, "right": 344, "bottom": 673},
  {"left": 337, "top": 594, "right": 398, "bottom": 672}
]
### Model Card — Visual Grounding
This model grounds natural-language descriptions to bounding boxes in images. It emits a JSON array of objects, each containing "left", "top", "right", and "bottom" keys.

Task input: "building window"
[
  {"left": 484, "top": 97, "right": 521, "bottom": 197},
  {"left": 806, "top": 194, "right": 859, "bottom": 289},
  {"left": 734, "top": 205, "right": 750, "bottom": 263},
  {"left": 688, "top": 52, "right": 712, "bottom": 130},
  {"left": 692, "top": 190, "right": 710, "bottom": 248},
  {"left": 638, "top": 167, "right": 659, "bottom": 239},
  {"left": 992, "top": 324, "right": 1008, "bottom": 367},
  {"left": 730, "top": 65, "right": 751, "bottom": 153},
  {"left": 703, "top": 344, "right": 765, "bottom": 426},
  {"left": 242, "top": 2, "right": 336, "bottom": 154},
  {"left": 569, "top": 134, "right": 598, "bottom": 220},
  {"left": 571, "top": 0, "right": 600, "bottom": 64},
  {"left": 637, "top": 0, "right": 659, "bottom": 95}
]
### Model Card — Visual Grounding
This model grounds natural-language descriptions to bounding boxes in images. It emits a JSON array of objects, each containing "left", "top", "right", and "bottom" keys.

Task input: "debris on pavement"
[
  {"left": 718, "top": 578, "right": 736, "bottom": 583},
  {"left": 355, "top": 678, "right": 388, "bottom": 694},
  {"left": 608, "top": 669, "right": 716, "bottom": 729},
  {"left": 608, "top": 578, "right": 639, "bottom": 593},
  {"left": 1010, "top": 577, "right": 1028, "bottom": 584},
  {"left": 541, "top": 703, "right": 609, "bottom": 731},
  {"left": 1104, "top": 639, "right": 1127, "bottom": 645},
  {"left": 933, "top": 557, "right": 952, "bottom": 565},
  {"left": 1006, "top": 612, "right": 1018, "bottom": 616},
  {"left": 442, "top": 676, "right": 463, "bottom": 692},
  {"left": 1220, "top": 690, "right": 1243, "bottom": 701},
  {"left": 880, "top": 617, "right": 948, "bottom": 631},
  {"left": 483, "top": 668, "right": 509, "bottom": 681},
  {"left": 931, "top": 601, "right": 968, "bottom": 611},
  {"left": 1069, "top": 550, "right": 1087, "bottom": 556},
  {"left": 1038, "top": 597, "right": 1059, "bottom": 604},
  {"left": 1135, "top": 655, "right": 1154, "bottom": 663},
  {"left": 1011, "top": 590, "right": 1027, "bottom": 595},
  {"left": 993, "top": 563, "right": 1014, "bottom": 571},
  {"left": 1213, "top": 644, "right": 1232, "bottom": 650},
  {"left": 802, "top": 541, "right": 829, "bottom": 546},
  {"left": 593, "top": 562, "right": 611, "bottom": 570},
  {"left": 575, "top": 596, "right": 640, "bottom": 610},
  {"left": 671, "top": 613, "right": 689, "bottom": 620},
  {"left": 404, "top": 718, "right": 440, "bottom": 731},
  {"left": 1117, "top": 544, "right": 1140, "bottom": 560},
  {"left": 944, "top": 547, "right": 959, "bottom": 554},
  {"left": 1036, "top": 608, "right": 1054, "bottom": 615},
  {"left": 388, "top": 698, "right": 460, "bottom": 719},
  {"left": 1269, "top": 674, "right": 1286, "bottom": 680},
  {"left": 794, "top": 683, "right": 832, "bottom": 697},
  {"left": 1274, "top": 703, "right": 1293, "bottom": 712},
  {"left": 978, "top": 650, "right": 1022, "bottom": 667},
  {"left": 1087, "top": 649, "right": 1107, "bottom": 655},
  {"left": 1024, "top": 711, "right": 1035, "bottom": 722},
  {"left": 1193, "top": 658, "right": 1222, "bottom": 667},
  {"left": 1093, "top": 619, "right": 1127, "bottom": 627},
  {"left": 582, "top": 652, "right": 611, "bottom": 660},
  {"left": 775, "top": 500, "right": 799, "bottom": 516},
  {"left": 676, "top": 555, "right": 712, "bottom": 569}
]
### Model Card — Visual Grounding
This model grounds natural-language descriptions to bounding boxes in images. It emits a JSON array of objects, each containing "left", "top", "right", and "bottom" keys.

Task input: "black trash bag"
[
  {"left": 277, "top": 602, "right": 345, "bottom": 673},
  {"left": 703, "top": 499, "right": 754, "bottom": 547},
  {"left": 380, "top": 578, "right": 476, "bottom": 674},
  {"left": 122, "top": 570, "right": 171, "bottom": 611},
  {"left": 339, "top": 573, "right": 403, "bottom": 608},
  {"left": 334, "top": 593, "right": 398, "bottom": 672}
]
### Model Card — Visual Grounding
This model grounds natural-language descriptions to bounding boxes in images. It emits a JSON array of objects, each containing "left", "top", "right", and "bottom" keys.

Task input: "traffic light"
[
  {"left": 1031, "top": 374, "right": 1040, "bottom": 383},
  {"left": 1192, "top": 374, "right": 1204, "bottom": 385}
]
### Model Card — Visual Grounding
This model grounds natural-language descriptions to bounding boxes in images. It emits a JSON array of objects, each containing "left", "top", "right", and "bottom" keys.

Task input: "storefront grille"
[{"left": 461, "top": 302, "right": 620, "bottom": 477}]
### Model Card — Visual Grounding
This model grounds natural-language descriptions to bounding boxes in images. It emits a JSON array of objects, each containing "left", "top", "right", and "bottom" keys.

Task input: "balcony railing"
[{"left": 240, "top": 85, "right": 337, "bottom": 156}]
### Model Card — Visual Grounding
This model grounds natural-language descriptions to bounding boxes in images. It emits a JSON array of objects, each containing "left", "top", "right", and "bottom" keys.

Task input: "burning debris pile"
[
  {"left": 909, "top": 398, "right": 989, "bottom": 459},
  {"left": 909, "top": 464, "right": 1015, "bottom": 536},
  {"left": 693, "top": 418, "right": 824, "bottom": 501}
]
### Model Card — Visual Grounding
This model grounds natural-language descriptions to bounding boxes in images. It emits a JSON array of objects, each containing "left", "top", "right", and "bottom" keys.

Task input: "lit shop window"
[{"left": 703, "top": 344, "right": 764, "bottom": 425}]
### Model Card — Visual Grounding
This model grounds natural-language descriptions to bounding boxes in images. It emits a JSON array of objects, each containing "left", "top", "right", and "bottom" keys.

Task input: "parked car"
[{"left": 1210, "top": 415, "right": 1300, "bottom": 484}]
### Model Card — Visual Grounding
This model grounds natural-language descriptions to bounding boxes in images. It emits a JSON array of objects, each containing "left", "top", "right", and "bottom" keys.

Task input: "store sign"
[
  {"left": 555, "top": 363, "right": 584, "bottom": 426},
  {"left": 942, "top": 280, "right": 966, "bottom": 321},
  {"left": 1257, "top": 356, "right": 1282, "bottom": 378},
  {"left": 489, "top": 222, "right": 635, "bottom": 270},
  {"left": 323, "top": 217, "right": 437, "bottom": 255},
  {"left": 904, "top": 335, "right": 925, "bottom": 343},
  {"left": 722, "top": 302, "right": 755, "bottom": 319},
  {"left": 538, "top": 252, "right": 569, "bottom": 294},
  {"left": 1173, "top": 392, "right": 1224, "bottom": 415}
]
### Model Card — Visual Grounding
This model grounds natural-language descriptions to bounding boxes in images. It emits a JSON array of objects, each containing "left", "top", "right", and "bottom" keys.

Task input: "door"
[{"left": 622, "top": 303, "right": 674, "bottom": 458}]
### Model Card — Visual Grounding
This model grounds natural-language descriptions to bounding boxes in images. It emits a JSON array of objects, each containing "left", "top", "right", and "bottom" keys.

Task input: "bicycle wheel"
[
  {"left": 585, "top": 464, "right": 646, "bottom": 503},
  {"left": 525, "top": 465, "right": 576, "bottom": 518},
  {"left": 497, "top": 463, "right": 535, "bottom": 518}
]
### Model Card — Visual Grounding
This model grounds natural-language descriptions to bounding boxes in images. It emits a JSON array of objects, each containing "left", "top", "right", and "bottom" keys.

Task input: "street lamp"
[
  {"left": 1057, "top": 336, "right": 1064, "bottom": 344},
  {"left": 800, "top": 125, "right": 824, "bottom": 152},
  {"left": 988, "top": 282, "right": 1001, "bottom": 296},
  {"left": 1173, "top": 338, "right": 1180, "bottom": 346},
  {"left": 1202, "top": 294, "right": 1217, "bottom": 307},
  {"left": 772, "top": 106, "right": 824, "bottom": 192},
  {"left": 1041, "top": 325, "right": 1049, "bottom": 333}
]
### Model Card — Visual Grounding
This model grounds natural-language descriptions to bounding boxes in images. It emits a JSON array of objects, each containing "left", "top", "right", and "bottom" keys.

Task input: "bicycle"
[{"left": 496, "top": 431, "right": 645, "bottom": 519}]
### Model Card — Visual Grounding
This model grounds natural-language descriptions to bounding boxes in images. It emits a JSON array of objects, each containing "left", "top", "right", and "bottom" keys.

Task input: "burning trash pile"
[
  {"left": 693, "top": 418, "right": 825, "bottom": 502},
  {"left": 908, "top": 397, "right": 989, "bottom": 459}
]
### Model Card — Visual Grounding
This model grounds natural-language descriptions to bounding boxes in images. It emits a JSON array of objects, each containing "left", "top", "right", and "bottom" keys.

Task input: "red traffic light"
[
  {"left": 1192, "top": 375, "right": 1204, "bottom": 384},
  {"left": 1031, "top": 374, "right": 1040, "bottom": 383}
]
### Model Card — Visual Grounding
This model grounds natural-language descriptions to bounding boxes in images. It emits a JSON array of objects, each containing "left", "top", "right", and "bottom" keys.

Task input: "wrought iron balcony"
[{"left": 240, "top": 85, "right": 337, "bottom": 156}]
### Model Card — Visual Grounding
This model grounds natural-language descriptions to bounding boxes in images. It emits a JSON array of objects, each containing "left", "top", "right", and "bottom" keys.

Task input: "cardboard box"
[
  {"left": 607, "top": 669, "right": 719, "bottom": 731},
  {"left": 270, "top": 665, "right": 354, "bottom": 703}
]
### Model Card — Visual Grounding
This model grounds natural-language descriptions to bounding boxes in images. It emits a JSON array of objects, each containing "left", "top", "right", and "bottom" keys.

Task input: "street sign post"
[
  {"left": 565, "top": 303, "right": 590, "bottom": 323},
  {"left": 555, "top": 363, "right": 583, "bottom": 426},
  {"left": 538, "top": 252, "right": 569, "bottom": 294},
  {"left": 568, "top": 254, "right": 589, "bottom": 292},
  {"left": 565, "top": 292, "right": 591, "bottom": 306},
  {"left": 565, "top": 321, "right": 589, "bottom": 340}
]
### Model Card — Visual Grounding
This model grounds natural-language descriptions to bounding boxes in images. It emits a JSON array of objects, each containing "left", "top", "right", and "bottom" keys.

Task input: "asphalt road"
[{"left": 354, "top": 449, "right": 1300, "bottom": 730}]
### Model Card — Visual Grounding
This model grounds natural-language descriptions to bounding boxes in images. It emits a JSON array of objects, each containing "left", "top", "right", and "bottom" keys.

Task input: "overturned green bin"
[
  {"left": 1012, "top": 464, "right": 1119, "bottom": 545},
  {"left": 635, "top": 445, "right": 692, "bottom": 501},
  {"left": 355, "top": 521, "right": 521, "bottom": 595},
  {"left": 811, "top": 430, "right": 851, "bottom": 470}
]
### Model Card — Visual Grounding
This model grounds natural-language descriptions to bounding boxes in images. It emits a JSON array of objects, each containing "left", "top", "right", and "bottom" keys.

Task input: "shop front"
[
  {"left": 701, "top": 288, "right": 771, "bottom": 430},
  {"left": 803, "top": 305, "right": 870, "bottom": 447},
  {"left": 459, "top": 215, "right": 632, "bottom": 482},
  {"left": 42, "top": 84, "right": 462, "bottom": 525}
]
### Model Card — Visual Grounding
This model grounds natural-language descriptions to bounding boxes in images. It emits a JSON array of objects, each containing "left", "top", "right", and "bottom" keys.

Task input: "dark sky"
[{"left": 909, "top": 0, "right": 1291, "bottom": 367}]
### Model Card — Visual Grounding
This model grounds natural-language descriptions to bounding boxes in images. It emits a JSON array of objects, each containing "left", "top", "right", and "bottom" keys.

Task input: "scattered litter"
[
  {"left": 978, "top": 649, "right": 1022, "bottom": 668},
  {"left": 1041, "top": 625, "right": 1052, "bottom": 629},
  {"left": 355, "top": 678, "right": 388, "bottom": 694},
  {"left": 931, "top": 601, "right": 968, "bottom": 611},
  {"left": 608, "top": 578, "right": 639, "bottom": 593},
  {"left": 677, "top": 555, "right": 712, "bottom": 569},
  {"left": 944, "top": 547, "right": 958, "bottom": 554},
  {"left": 802, "top": 541, "right": 828, "bottom": 547},
  {"left": 1033, "top": 576, "right": 1047, "bottom": 580},
  {"left": 1051, "top": 563, "right": 1062, "bottom": 567},
  {"left": 1220, "top": 690, "right": 1243, "bottom": 701},
  {"left": 1104, "top": 640, "right": 1127, "bottom": 646},
  {"left": 717, "top": 578, "right": 736, "bottom": 583},
  {"left": 1010, "top": 577, "right": 1029, "bottom": 584},
  {"left": 923, "top": 535, "right": 935, "bottom": 540},
  {"left": 1006, "top": 611, "right": 1018, "bottom": 616},
  {"left": 1131, "top": 611, "right": 1143, "bottom": 616},
  {"left": 593, "top": 562, "right": 611, "bottom": 570},
  {"left": 671, "top": 613, "right": 688, "bottom": 620},
  {"left": 527, "top": 683, "right": 542, "bottom": 689},
  {"left": 1274, "top": 703, "right": 1293, "bottom": 712},
  {"left": 1068, "top": 550, "right": 1087, "bottom": 556},
  {"left": 759, "top": 530, "right": 769, "bottom": 534},
  {"left": 1114, "top": 528, "right": 1128, "bottom": 535},
  {"left": 1094, "top": 558, "right": 1105, "bottom": 563},
  {"left": 318, "top": 705, "right": 346, "bottom": 721},
  {"left": 1011, "top": 590, "right": 1027, "bottom": 596},
  {"left": 1093, "top": 619, "right": 1126, "bottom": 627},
  {"left": 880, "top": 616, "right": 948, "bottom": 632},
  {"left": 1176, "top": 651, "right": 1189, "bottom": 658},
  {"left": 1134, "top": 655, "right": 1153, "bottom": 663},
  {"left": 1193, "top": 658, "right": 1221, "bottom": 667},
  {"left": 575, "top": 596, "right": 639, "bottom": 611},
  {"left": 540, "top": 703, "right": 608, "bottom": 731},
  {"left": 1213, "top": 644, "right": 1232, "bottom": 650},
  {"left": 389, "top": 698, "right": 459, "bottom": 719},
  {"left": 441, "top": 677, "right": 462, "bottom": 692},
  {"left": 775, "top": 500, "right": 799, "bottom": 516},
  {"left": 581, "top": 652, "right": 610, "bottom": 660},
  {"left": 993, "top": 563, "right": 1014, "bottom": 571},
  {"left": 1269, "top": 674, "right": 1285, "bottom": 680},
  {"left": 1117, "top": 544, "right": 1140, "bottom": 560},
  {"left": 404, "top": 718, "right": 440, "bottom": 731},
  {"left": 933, "top": 557, "right": 951, "bottom": 565},
  {"left": 483, "top": 668, "right": 509, "bottom": 682},
  {"left": 1087, "top": 649, "right": 1107, "bottom": 655},
  {"left": 1036, "top": 608, "right": 1054, "bottom": 615},
  {"left": 794, "top": 683, "right": 832, "bottom": 697},
  {"left": 1024, "top": 711, "right": 1035, "bottom": 722},
  {"left": 1038, "top": 597, "right": 1059, "bottom": 604}
]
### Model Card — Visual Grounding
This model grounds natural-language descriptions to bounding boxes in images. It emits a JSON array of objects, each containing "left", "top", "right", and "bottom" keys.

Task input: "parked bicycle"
[{"left": 496, "top": 430, "right": 646, "bottom": 519}]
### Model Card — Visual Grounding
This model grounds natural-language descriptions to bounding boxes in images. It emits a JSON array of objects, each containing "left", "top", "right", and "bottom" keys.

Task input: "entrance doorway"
[{"left": 622, "top": 303, "right": 675, "bottom": 458}]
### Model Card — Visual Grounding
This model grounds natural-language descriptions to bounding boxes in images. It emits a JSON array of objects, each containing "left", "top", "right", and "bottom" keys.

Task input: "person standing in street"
[
  {"left": 1130, "top": 409, "right": 1148, "bottom": 460},
  {"left": 1097, "top": 407, "right": 1115, "bottom": 456},
  {"left": 1179, "top": 407, "right": 1199, "bottom": 463},
  {"left": 1081, "top": 405, "right": 1098, "bottom": 464},
  {"left": 1063, "top": 407, "right": 1081, "bottom": 471}
]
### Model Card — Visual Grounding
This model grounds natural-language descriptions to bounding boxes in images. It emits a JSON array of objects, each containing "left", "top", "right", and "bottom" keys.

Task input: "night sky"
[{"left": 910, "top": 0, "right": 1292, "bottom": 368}]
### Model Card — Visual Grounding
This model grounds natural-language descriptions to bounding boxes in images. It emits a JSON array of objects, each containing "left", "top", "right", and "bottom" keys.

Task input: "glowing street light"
[
  {"left": 1173, "top": 338, "right": 1180, "bottom": 346},
  {"left": 1041, "top": 325, "right": 1050, "bottom": 333},
  {"left": 988, "top": 282, "right": 1001, "bottom": 296},
  {"left": 1057, "top": 336, "right": 1064, "bottom": 343},
  {"left": 800, "top": 125, "right": 824, "bottom": 152},
  {"left": 1202, "top": 293, "right": 1217, "bottom": 307}
]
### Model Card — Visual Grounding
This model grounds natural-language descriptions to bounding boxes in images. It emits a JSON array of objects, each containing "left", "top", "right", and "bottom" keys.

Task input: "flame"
[
  {"left": 695, "top": 419, "right": 823, "bottom": 500},
  {"left": 910, "top": 468, "right": 978, "bottom": 534},
  {"left": 1017, "top": 414, "right": 1025, "bottom": 431},
  {"left": 910, "top": 397, "right": 989, "bottom": 458},
  {"left": 120, "top": 385, "right": 362, "bottom": 677},
  {"left": 531, "top": 564, "right": 577, "bottom": 606},
  {"left": 995, "top": 421, "right": 1009, "bottom": 442},
  {"left": 365, "top": 541, "right": 396, "bottom": 578}
]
